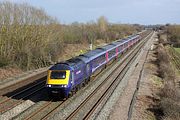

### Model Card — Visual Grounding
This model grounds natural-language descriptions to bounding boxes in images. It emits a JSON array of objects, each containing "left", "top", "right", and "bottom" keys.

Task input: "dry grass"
[
  {"left": 155, "top": 43, "right": 180, "bottom": 120},
  {"left": 0, "top": 65, "right": 22, "bottom": 80}
]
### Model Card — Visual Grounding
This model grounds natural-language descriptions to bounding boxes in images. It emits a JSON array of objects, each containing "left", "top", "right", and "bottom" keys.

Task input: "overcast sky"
[{"left": 2, "top": 0, "right": 180, "bottom": 25}]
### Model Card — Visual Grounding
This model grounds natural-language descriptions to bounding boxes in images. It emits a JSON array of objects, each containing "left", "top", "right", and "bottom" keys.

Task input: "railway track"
[
  {"left": 0, "top": 68, "right": 47, "bottom": 116},
  {"left": 0, "top": 80, "right": 46, "bottom": 114},
  {"left": 0, "top": 71, "right": 46, "bottom": 96},
  {"left": 0, "top": 31, "right": 152, "bottom": 119},
  {"left": 20, "top": 31, "right": 152, "bottom": 120},
  {"left": 65, "top": 32, "right": 153, "bottom": 120},
  {"left": 22, "top": 100, "right": 65, "bottom": 120}
]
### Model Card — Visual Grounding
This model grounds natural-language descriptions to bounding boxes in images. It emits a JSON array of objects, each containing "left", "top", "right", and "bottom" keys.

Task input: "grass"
[
  {"left": 174, "top": 47, "right": 180, "bottom": 54},
  {"left": 166, "top": 47, "right": 180, "bottom": 74},
  {"left": 152, "top": 76, "right": 163, "bottom": 88}
]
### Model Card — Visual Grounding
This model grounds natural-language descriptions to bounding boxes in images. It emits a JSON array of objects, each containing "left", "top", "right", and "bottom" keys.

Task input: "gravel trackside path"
[
  {"left": 96, "top": 32, "right": 156, "bottom": 120},
  {"left": 131, "top": 38, "right": 162, "bottom": 120}
]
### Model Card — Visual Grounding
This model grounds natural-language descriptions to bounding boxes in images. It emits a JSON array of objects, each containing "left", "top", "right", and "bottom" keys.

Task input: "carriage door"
[
  {"left": 86, "top": 63, "right": 91, "bottom": 77},
  {"left": 71, "top": 71, "right": 74, "bottom": 86}
]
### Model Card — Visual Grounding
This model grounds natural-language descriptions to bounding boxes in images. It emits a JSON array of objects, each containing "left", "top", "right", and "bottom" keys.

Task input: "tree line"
[{"left": 0, "top": 1, "right": 142, "bottom": 70}]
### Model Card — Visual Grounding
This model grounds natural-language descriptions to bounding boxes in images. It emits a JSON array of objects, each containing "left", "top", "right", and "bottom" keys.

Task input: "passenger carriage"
[{"left": 46, "top": 34, "right": 141, "bottom": 98}]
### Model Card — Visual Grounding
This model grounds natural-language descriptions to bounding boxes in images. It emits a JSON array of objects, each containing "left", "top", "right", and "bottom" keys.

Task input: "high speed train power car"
[{"left": 46, "top": 33, "right": 141, "bottom": 98}]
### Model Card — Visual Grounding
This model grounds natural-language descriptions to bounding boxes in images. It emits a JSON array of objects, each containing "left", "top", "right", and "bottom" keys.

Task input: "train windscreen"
[{"left": 50, "top": 71, "right": 66, "bottom": 79}]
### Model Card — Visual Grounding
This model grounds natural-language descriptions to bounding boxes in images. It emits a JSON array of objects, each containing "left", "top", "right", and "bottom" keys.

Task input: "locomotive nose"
[
  {"left": 46, "top": 70, "right": 71, "bottom": 97},
  {"left": 46, "top": 70, "right": 70, "bottom": 86}
]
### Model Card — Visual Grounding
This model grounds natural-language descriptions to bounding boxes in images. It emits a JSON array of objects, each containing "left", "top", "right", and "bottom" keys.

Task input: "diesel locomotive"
[{"left": 46, "top": 33, "right": 142, "bottom": 98}]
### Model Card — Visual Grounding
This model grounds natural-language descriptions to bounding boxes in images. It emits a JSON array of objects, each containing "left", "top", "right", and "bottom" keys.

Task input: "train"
[{"left": 46, "top": 32, "right": 143, "bottom": 98}]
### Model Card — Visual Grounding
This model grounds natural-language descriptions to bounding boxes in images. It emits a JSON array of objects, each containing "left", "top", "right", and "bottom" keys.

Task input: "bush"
[
  {"left": 0, "top": 59, "right": 9, "bottom": 67},
  {"left": 156, "top": 43, "right": 180, "bottom": 120}
]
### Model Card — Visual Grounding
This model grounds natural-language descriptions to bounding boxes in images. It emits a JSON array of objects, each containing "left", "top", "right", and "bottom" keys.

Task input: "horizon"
[{"left": 1, "top": 0, "right": 180, "bottom": 25}]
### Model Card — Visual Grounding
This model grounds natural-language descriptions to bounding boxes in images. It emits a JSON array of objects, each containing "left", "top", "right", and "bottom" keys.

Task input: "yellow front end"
[{"left": 47, "top": 70, "right": 70, "bottom": 85}]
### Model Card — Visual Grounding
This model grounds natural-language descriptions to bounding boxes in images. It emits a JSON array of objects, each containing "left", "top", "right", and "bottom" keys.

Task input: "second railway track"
[{"left": 0, "top": 80, "right": 45, "bottom": 114}]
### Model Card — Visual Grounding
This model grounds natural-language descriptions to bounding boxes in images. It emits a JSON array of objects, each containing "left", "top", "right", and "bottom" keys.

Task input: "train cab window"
[{"left": 50, "top": 71, "right": 66, "bottom": 79}]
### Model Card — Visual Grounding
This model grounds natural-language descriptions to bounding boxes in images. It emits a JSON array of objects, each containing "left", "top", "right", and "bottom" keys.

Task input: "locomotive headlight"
[
  {"left": 47, "top": 85, "right": 51, "bottom": 87},
  {"left": 62, "top": 85, "right": 67, "bottom": 87}
]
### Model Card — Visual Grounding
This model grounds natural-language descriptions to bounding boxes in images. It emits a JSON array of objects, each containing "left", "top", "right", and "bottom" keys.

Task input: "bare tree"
[{"left": 0, "top": 1, "right": 142, "bottom": 70}]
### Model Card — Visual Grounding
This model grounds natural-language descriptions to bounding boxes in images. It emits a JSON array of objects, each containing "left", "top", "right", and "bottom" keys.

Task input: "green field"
[{"left": 174, "top": 47, "right": 180, "bottom": 54}]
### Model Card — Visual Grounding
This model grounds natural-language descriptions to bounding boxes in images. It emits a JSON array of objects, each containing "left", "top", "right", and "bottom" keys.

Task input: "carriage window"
[
  {"left": 92, "top": 54, "right": 106, "bottom": 68},
  {"left": 108, "top": 48, "right": 116, "bottom": 58}
]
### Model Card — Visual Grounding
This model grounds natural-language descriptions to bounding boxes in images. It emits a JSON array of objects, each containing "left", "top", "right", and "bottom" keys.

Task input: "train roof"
[
  {"left": 51, "top": 57, "right": 86, "bottom": 70},
  {"left": 66, "top": 57, "right": 84, "bottom": 66},
  {"left": 100, "top": 44, "right": 117, "bottom": 50},
  {"left": 85, "top": 48, "right": 104, "bottom": 56},
  {"left": 78, "top": 48, "right": 106, "bottom": 63},
  {"left": 76, "top": 55, "right": 90, "bottom": 63},
  {"left": 50, "top": 63, "right": 71, "bottom": 70}
]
